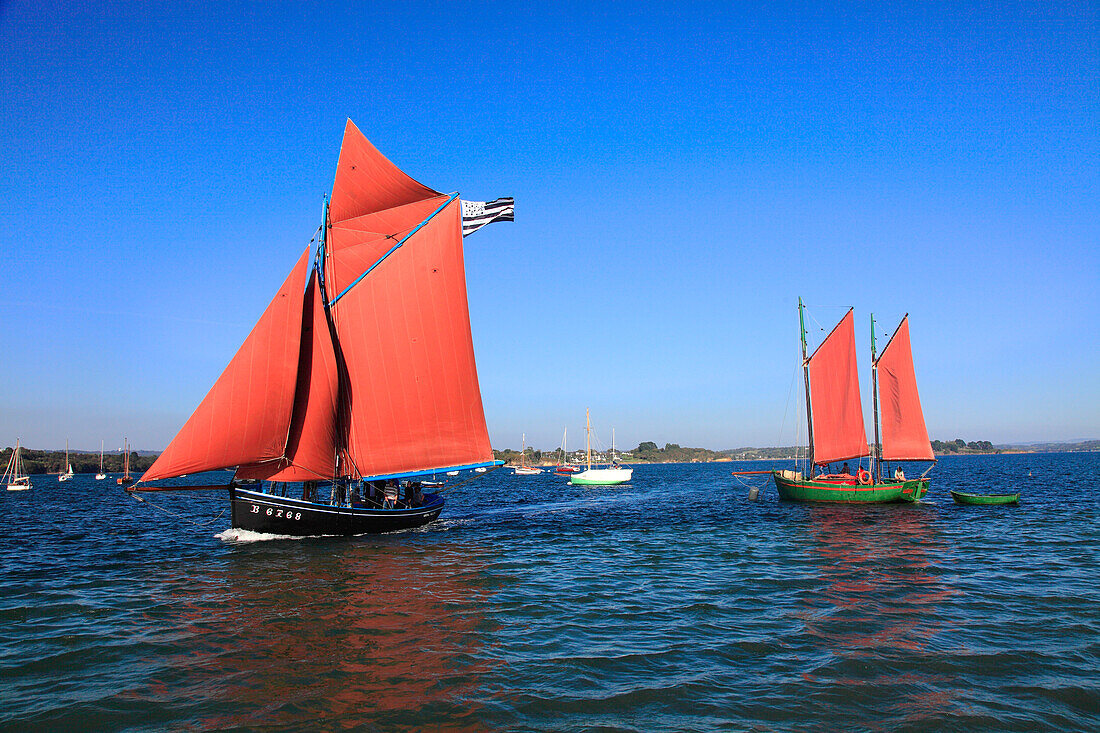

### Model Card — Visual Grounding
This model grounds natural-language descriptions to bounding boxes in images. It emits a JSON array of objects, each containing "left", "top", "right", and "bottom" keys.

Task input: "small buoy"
[{"left": 748, "top": 486, "right": 760, "bottom": 501}]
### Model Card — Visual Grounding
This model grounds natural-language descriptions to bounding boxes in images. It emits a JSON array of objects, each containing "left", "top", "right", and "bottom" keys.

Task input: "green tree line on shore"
[
  {"left": 929, "top": 439, "right": 997, "bottom": 454},
  {"left": 494, "top": 437, "right": 1025, "bottom": 464},
  {"left": 0, "top": 447, "right": 156, "bottom": 475}
]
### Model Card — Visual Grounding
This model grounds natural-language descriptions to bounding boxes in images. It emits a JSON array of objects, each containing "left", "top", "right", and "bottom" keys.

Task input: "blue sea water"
[{"left": 1, "top": 452, "right": 1098, "bottom": 731}]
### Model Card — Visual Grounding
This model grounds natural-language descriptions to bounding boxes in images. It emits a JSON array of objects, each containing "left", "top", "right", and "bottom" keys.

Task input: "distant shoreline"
[{"left": 521, "top": 449, "right": 1096, "bottom": 467}]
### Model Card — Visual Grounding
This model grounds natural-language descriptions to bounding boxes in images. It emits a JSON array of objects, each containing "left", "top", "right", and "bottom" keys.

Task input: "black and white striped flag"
[{"left": 461, "top": 197, "right": 514, "bottom": 237}]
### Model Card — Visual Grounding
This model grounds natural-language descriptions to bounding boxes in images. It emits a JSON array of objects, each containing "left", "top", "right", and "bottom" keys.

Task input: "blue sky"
[{"left": 1, "top": 1, "right": 1097, "bottom": 453}]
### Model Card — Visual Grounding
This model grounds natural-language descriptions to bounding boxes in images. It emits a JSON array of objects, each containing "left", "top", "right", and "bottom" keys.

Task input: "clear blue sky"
[{"left": 2, "top": 1, "right": 1097, "bottom": 453}]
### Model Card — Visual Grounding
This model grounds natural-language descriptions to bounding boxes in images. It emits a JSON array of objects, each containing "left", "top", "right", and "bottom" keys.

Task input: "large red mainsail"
[
  {"left": 319, "top": 121, "right": 493, "bottom": 478},
  {"left": 808, "top": 309, "right": 870, "bottom": 465},
  {"left": 326, "top": 199, "right": 493, "bottom": 478},
  {"left": 141, "top": 248, "right": 312, "bottom": 482},
  {"left": 876, "top": 316, "right": 934, "bottom": 461}
]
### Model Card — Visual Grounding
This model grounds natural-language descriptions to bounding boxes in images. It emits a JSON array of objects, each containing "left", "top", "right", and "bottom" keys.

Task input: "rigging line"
[
  {"left": 777, "top": 360, "right": 799, "bottom": 452},
  {"left": 127, "top": 491, "right": 228, "bottom": 527},
  {"left": 436, "top": 464, "right": 504, "bottom": 494},
  {"left": 733, "top": 473, "right": 769, "bottom": 491}
]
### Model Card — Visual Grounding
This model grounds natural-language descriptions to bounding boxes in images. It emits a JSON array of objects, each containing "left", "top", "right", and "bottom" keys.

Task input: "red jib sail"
[
  {"left": 142, "top": 248, "right": 312, "bottom": 482},
  {"left": 877, "top": 316, "right": 934, "bottom": 461},
  {"left": 808, "top": 309, "right": 870, "bottom": 465}
]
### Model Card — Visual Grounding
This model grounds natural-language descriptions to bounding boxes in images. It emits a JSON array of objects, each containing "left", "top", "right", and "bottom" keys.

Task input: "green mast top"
[{"left": 798, "top": 297, "right": 814, "bottom": 471}]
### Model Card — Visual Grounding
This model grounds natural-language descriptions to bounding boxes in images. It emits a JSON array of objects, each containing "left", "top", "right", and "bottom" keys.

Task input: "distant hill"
[{"left": 995, "top": 439, "right": 1099, "bottom": 453}]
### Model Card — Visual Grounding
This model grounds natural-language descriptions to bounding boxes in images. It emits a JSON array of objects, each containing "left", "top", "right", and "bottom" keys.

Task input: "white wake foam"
[{"left": 215, "top": 528, "right": 318, "bottom": 543}]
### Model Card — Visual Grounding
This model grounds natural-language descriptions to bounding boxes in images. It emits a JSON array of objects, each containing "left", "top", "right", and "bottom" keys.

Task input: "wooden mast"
[
  {"left": 799, "top": 297, "right": 815, "bottom": 473},
  {"left": 870, "top": 314, "right": 882, "bottom": 481}
]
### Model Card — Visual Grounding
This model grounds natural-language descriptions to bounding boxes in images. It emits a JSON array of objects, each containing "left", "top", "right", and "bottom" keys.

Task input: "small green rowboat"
[{"left": 950, "top": 490, "right": 1020, "bottom": 506}]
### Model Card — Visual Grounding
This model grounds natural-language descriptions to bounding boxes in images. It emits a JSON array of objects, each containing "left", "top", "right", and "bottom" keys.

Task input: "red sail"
[
  {"left": 142, "top": 249, "right": 311, "bottom": 482},
  {"left": 236, "top": 270, "right": 340, "bottom": 482},
  {"left": 328, "top": 119, "right": 441, "bottom": 226},
  {"left": 877, "top": 316, "right": 934, "bottom": 461},
  {"left": 325, "top": 199, "right": 493, "bottom": 478},
  {"left": 808, "top": 309, "right": 870, "bottom": 465}
]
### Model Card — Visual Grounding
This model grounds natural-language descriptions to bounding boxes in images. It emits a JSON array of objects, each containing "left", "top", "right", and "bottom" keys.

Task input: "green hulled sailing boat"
[{"left": 771, "top": 299, "right": 933, "bottom": 503}]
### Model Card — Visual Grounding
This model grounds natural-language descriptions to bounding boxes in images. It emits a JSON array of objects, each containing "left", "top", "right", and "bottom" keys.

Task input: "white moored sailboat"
[
  {"left": 4, "top": 439, "right": 32, "bottom": 491},
  {"left": 58, "top": 439, "right": 74, "bottom": 482},
  {"left": 96, "top": 440, "right": 107, "bottom": 480},
  {"left": 570, "top": 409, "right": 632, "bottom": 486},
  {"left": 513, "top": 433, "right": 543, "bottom": 475}
]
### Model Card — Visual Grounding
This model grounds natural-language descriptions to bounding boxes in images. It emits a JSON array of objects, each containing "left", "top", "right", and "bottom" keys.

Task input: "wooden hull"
[
  {"left": 773, "top": 471, "right": 928, "bottom": 503},
  {"left": 230, "top": 486, "right": 445, "bottom": 536},
  {"left": 950, "top": 491, "right": 1019, "bottom": 506}
]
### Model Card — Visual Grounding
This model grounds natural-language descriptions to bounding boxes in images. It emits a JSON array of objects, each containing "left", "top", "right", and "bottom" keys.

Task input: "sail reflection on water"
[
  {"left": 786, "top": 506, "right": 959, "bottom": 720},
  {"left": 135, "top": 543, "right": 499, "bottom": 730}
]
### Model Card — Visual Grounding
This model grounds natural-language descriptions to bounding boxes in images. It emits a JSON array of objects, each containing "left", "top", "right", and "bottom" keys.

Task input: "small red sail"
[
  {"left": 142, "top": 248, "right": 312, "bottom": 482},
  {"left": 236, "top": 270, "right": 340, "bottom": 482},
  {"left": 808, "top": 309, "right": 870, "bottom": 465},
  {"left": 326, "top": 199, "right": 493, "bottom": 478},
  {"left": 328, "top": 119, "right": 441, "bottom": 226},
  {"left": 877, "top": 316, "right": 934, "bottom": 461}
]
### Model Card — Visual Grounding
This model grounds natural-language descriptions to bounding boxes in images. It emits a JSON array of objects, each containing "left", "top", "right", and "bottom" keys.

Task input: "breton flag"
[{"left": 461, "top": 197, "right": 514, "bottom": 237}]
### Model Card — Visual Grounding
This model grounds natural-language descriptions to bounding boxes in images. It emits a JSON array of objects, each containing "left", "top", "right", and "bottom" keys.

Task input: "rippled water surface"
[{"left": 2, "top": 453, "right": 1098, "bottom": 731}]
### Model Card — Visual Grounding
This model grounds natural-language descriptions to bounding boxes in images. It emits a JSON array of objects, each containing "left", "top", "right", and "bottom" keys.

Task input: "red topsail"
[
  {"left": 807, "top": 309, "right": 870, "bottom": 465},
  {"left": 876, "top": 316, "right": 934, "bottom": 461}
]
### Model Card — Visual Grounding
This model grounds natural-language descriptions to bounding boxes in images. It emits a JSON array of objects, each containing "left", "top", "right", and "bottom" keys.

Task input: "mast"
[
  {"left": 99, "top": 440, "right": 104, "bottom": 473},
  {"left": 585, "top": 408, "right": 592, "bottom": 470},
  {"left": 870, "top": 314, "right": 882, "bottom": 481},
  {"left": 799, "top": 297, "right": 815, "bottom": 472}
]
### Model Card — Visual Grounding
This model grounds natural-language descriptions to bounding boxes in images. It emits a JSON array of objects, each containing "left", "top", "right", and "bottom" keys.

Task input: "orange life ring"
[{"left": 857, "top": 468, "right": 872, "bottom": 485}]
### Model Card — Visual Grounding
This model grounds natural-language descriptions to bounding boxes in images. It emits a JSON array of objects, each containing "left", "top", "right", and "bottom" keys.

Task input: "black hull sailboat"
[
  {"left": 229, "top": 485, "right": 445, "bottom": 536},
  {"left": 128, "top": 121, "right": 511, "bottom": 535}
]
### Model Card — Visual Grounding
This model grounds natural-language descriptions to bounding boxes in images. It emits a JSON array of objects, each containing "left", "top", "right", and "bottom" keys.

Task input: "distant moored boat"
[
  {"left": 4, "top": 439, "right": 32, "bottom": 491},
  {"left": 570, "top": 410, "right": 632, "bottom": 486},
  {"left": 58, "top": 439, "right": 74, "bottom": 482}
]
